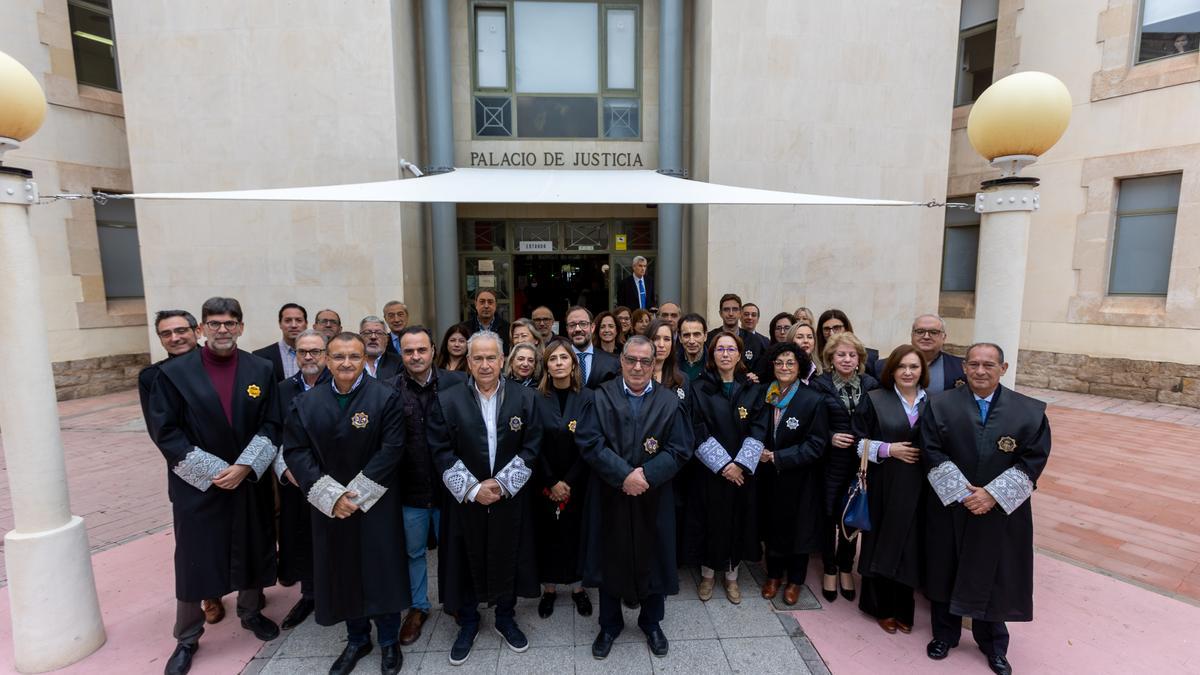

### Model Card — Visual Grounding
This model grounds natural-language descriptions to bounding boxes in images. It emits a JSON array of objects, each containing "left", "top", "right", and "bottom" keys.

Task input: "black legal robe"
[
  {"left": 532, "top": 387, "right": 593, "bottom": 584},
  {"left": 684, "top": 373, "right": 768, "bottom": 569},
  {"left": 282, "top": 376, "right": 411, "bottom": 625},
  {"left": 429, "top": 378, "right": 543, "bottom": 609},
  {"left": 583, "top": 348, "right": 621, "bottom": 389},
  {"left": 758, "top": 384, "right": 830, "bottom": 556},
  {"left": 272, "top": 369, "right": 330, "bottom": 587},
  {"left": 252, "top": 342, "right": 287, "bottom": 383},
  {"left": 147, "top": 349, "right": 278, "bottom": 601},
  {"left": 138, "top": 359, "right": 165, "bottom": 419},
  {"left": 856, "top": 388, "right": 926, "bottom": 588},
  {"left": 371, "top": 351, "right": 403, "bottom": 381},
  {"left": 575, "top": 378, "right": 695, "bottom": 603},
  {"left": 920, "top": 384, "right": 1051, "bottom": 622}
]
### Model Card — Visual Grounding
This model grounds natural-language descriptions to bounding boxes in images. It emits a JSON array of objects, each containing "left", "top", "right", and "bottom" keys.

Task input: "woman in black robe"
[
  {"left": 812, "top": 331, "right": 879, "bottom": 602},
  {"left": 532, "top": 338, "right": 593, "bottom": 618},
  {"left": 686, "top": 331, "right": 767, "bottom": 604},
  {"left": 856, "top": 344, "right": 928, "bottom": 634},
  {"left": 757, "top": 342, "right": 830, "bottom": 606}
]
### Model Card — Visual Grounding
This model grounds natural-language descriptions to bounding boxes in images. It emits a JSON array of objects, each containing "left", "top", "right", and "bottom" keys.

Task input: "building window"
[
  {"left": 1109, "top": 173, "right": 1182, "bottom": 296},
  {"left": 471, "top": 0, "right": 641, "bottom": 139},
  {"left": 1136, "top": 0, "right": 1200, "bottom": 63},
  {"left": 954, "top": 0, "right": 996, "bottom": 107},
  {"left": 95, "top": 196, "right": 143, "bottom": 298},
  {"left": 941, "top": 201, "right": 980, "bottom": 292},
  {"left": 68, "top": 0, "right": 120, "bottom": 91}
]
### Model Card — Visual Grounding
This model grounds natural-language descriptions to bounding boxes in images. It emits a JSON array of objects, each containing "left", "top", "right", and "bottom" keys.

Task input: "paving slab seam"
[{"left": 1034, "top": 545, "right": 1200, "bottom": 608}]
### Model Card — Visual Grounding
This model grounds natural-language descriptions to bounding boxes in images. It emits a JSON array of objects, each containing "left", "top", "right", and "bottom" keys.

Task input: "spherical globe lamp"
[
  {"left": 967, "top": 71, "right": 1071, "bottom": 176},
  {"left": 0, "top": 50, "right": 48, "bottom": 158}
]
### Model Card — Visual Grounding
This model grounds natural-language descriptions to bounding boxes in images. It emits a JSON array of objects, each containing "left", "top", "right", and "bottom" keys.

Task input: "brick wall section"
[{"left": 52, "top": 353, "right": 151, "bottom": 401}]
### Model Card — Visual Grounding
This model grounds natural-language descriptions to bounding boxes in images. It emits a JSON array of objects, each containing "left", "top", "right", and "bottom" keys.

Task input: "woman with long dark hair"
[
  {"left": 532, "top": 337, "right": 593, "bottom": 619},
  {"left": 592, "top": 311, "right": 622, "bottom": 354},
  {"left": 768, "top": 312, "right": 795, "bottom": 345},
  {"left": 435, "top": 323, "right": 471, "bottom": 372}
]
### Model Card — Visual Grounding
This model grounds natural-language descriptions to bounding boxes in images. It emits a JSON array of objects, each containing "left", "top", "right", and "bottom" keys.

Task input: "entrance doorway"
[{"left": 513, "top": 254, "right": 609, "bottom": 319}]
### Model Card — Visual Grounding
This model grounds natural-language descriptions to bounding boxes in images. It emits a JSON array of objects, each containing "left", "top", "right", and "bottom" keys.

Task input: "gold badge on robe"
[
  {"left": 644, "top": 437, "right": 659, "bottom": 455},
  {"left": 998, "top": 436, "right": 1017, "bottom": 453},
  {"left": 954, "top": 378, "right": 966, "bottom": 388},
  {"left": 246, "top": 384, "right": 261, "bottom": 398},
  {"left": 738, "top": 406, "right": 748, "bottom": 420},
  {"left": 567, "top": 419, "right": 577, "bottom": 433},
  {"left": 351, "top": 412, "right": 369, "bottom": 429},
  {"left": 509, "top": 416, "right": 523, "bottom": 432}
]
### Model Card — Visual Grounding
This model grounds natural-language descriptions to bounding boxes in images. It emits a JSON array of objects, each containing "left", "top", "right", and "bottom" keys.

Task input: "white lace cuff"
[
  {"left": 443, "top": 460, "right": 481, "bottom": 503},
  {"left": 857, "top": 439, "right": 886, "bottom": 464},
  {"left": 928, "top": 461, "right": 972, "bottom": 506},
  {"left": 173, "top": 448, "right": 229, "bottom": 492},
  {"left": 495, "top": 456, "right": 532, "bottom": 497},
  {"left": 235, "top": 434, "right": 276, "bottom": 479},
  {"left": 984, "top": 466, "right": 1035, "bottom": 515},
  {"left": 273, "top": 450, "right": 288, "bottom": 482},
  {"left": 734, "top": 438, "right": 764, "bottom": 474},
  {"left": 696, "top": 436, "right": 731, "bottom": 474},
  {"left": 347, "top": 472, "right": 388, "bottom": 512},
  {"left": 307, "top": 474, "right": 348, "bottom": 517}
]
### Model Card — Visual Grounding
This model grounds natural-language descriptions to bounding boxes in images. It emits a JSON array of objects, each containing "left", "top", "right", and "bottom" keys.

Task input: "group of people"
[{"left": 140, "top": 283, "right": 1051, "bottom": 675}]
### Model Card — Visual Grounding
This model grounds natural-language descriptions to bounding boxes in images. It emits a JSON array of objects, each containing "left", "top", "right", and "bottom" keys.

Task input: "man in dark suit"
[
  {"left": 616, "top": 256, "right": 656, "bottom": 311},
  {"left": 382, "top": 301, "right": 408, "bottom": 355},
  {"left": 920, "top": 343, "right": 1051, "bottom": 675},
  {"left": 360, "top": 315, "right": 403, "bottom": 380},
  {"left": 564, "top": 306, "right": 620, "bottom": 389},
  {"left": 252, "top": 303, "right": 308, "bottom": 382},
  {"left": 467, "top": 289, "right": 510, "bottom": 351},
  {"left": 875, "top": 314, "right": 965, "bottom": 393}
]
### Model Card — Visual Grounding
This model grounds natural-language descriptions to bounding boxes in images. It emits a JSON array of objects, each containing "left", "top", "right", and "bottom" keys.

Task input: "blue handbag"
[{"left": 840, "top": 443, "right": 872, "bottom": 539}]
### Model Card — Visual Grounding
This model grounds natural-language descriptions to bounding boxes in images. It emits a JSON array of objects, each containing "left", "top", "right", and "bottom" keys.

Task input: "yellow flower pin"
[
  {"left": 246, "top": 384, "right": 261, "bottom": 399},
  {"left": 568, "top": 419, "right": 577, "bottom": 433},
  {"left": 738, "top": 406, "right": 748, "bottom": 420}
]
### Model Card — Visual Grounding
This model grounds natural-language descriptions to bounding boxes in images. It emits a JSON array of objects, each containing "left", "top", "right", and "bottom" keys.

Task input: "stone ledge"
[{"left": 53, "top": 353, "right": 150, "bottom": 401}]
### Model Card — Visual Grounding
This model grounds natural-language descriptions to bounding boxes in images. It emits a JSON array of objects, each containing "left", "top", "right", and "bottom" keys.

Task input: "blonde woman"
[{"left": 504, "top": 342, "right": 542, "bottom": 387}]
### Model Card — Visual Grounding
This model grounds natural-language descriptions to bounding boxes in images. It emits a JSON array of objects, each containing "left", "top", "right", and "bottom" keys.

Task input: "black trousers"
[
  {"left": 456, "top": 593, "right": 517, "bottom": 630},
  {"left": 821, "top": 514, "right": 856, "bottom": 574},
  {"left": 174, "top": 589, "right": 264, "bottom": 646},
  {"left": 858, "top": 576, "right": 914, "bottom": 625},
  {"left": 930, "top": 601, "right": 1009, "bottom": 657},
  {"left": 598, "top": 591, "right": 664, "bottom": 635},
  {"left": 765, "top": 553, "right": 808, "bottom": 584}
]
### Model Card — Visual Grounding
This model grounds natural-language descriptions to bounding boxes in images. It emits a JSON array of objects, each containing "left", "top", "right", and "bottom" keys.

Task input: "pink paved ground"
[
  {"left": 792, "top": 552, "right": 1200, "bottom": 673},
  {"left": 0, "top": 530, "right": 298, "bottom": 675}
]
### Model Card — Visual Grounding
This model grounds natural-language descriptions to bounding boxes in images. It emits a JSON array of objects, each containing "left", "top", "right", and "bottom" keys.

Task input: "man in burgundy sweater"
[{"left": 147, "top": 297, "right": 281, "bottom": 675}]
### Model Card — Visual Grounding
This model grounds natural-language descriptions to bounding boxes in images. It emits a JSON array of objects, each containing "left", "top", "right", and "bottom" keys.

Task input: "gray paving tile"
[
  {"left": 272, "top": 617, "right": 349, "bottom": 658},
  {"left": 258, "top": 654, "right": 381, "bottom": 674},
  {"left": 669, "top": 568, "right": 700, "bottom": 601},
  {"left": 574, "top": 641, "right": 654, "bottom": 674},
  {"left": 721, "top": 636, "right": 811, "bottom": 674},
  {"left": 513, "top": 597, "right": 577, "bottom": 646},
  {"left": 651, "top": 637, "right": 731, "bottom": 674},
  {"left": 792, "top": 636, "right": 831, "bottom": 675},
  {"left": 418, "top": 648, "right": 500, "bottom": 673},
  {"left": 496, "top": 645, "right": 575, "bottom": 673},
  {"left": 398, "top": 608, "right": 443, "bottom": 654},
  {"left": 659, "top": 599, "right": 718, "bottom": 641},
  {"left": 704, "top": 596, "right": 787, "bottom": 639},
  {"left": 572, "top": 601, "right": 643, "bottom": 645},
  {"left": 775, "top": 611, "right": 805, "bottom": 638}
]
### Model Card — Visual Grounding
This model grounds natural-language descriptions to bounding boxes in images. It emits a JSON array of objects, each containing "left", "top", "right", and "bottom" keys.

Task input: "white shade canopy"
[{"left": 118, "top": 168, "right": 926, "bottom": 206}]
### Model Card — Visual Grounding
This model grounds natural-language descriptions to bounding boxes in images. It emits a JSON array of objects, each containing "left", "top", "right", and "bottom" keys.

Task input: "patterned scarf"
[
  {"left": 832, "top": 371, "right": 862, "bottom": 410},
  {"left": 765, "top": 380, "right": 798, "bottom": 410}
]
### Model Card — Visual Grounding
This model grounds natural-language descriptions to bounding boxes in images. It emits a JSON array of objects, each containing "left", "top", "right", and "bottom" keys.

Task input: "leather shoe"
[
  {"left": 877, "top": 618, "right": 898, "bottom": 634},
  {"left": 783, "top": 583, "right": 802, "bottom": 606},
  {"left": 697, "top": 575, "right": 715, "bottom": 601},
  {"left": 623, "top": 598, "right": 640, "bottom": 609},
  {"left": 398, "top": 609, "right": 428, "bottom": 646},
  {"left": 538, "top": 591, "right": 557, "bottom": 618},
  {"left": 761, "top": 578, "right": 781, "bottom": 599},
  {"left": 839, "top": 572, "right": 856, "bottom": 601},
  {"left": 163, "top": 642, "right": 196, "bottom": 675},
  {"left": 379, "top": 644, "right": 402, "bottom": 675},
  {"left": 329, "top": 642, "right": 372, "bottom": 675},
  {"left": 202, "top": 598, "right": 225, "bottom": 624},
  {"left": 572, "top": 589, "right": 593, "bottom": 616},
  {"left": 926, "top": 639, "right": 954, "bottom": 660},
  {"left": 986, "top": 654, "right": 1012, "bottom": 675},
  {"left": 645, "top": 627, "right": 669, "bottom": 657},
  {"left": 591, "top": 630, "right": 618, "bottom": 659},
  {"left": 281, "top": 597, "right": 314, "bottom": 630},
  {"left": 723, "top": 579, "right": 742, "bottom": 604},
  {"left": 821, "top": 573, "right": 837, "bottom": 602},
  {"left": 896, "top": 621, "right": 912, "bottom": 634},
  {"left": 240, "top": 612, "right": 280, "bottom": 641}
]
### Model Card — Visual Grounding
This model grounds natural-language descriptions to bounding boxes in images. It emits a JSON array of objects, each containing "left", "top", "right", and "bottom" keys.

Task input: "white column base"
[{"left": 4, "top": 516, "right": 106, "bottom": 673}]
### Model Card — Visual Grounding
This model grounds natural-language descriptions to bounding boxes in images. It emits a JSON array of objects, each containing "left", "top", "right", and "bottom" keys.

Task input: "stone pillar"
[
  {"left": 656, "top": 0, "right": 684, "bottom": 304},
  {"left": 0, "top": 167, "right": 106, "bottom": 672},
  {"left": 972, "top": 179, "right": 1039, "bottom": 389},
  {"left": 421, "top": 0, "right": 460, "bottom": 333}
]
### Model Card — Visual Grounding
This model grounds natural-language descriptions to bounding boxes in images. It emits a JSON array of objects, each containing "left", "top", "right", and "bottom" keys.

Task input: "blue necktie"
[
  {"left": 977, "top": 398, "right": 989, "bottom": 423},
  {"left": 391, "top": 334, "right": 400, "bottom": 353},
  {"left": 579, "top": 351, "right": 591, "bottom": 383},
  {"left": 636, "top": 277, "right": 646, "bottom": 309}
]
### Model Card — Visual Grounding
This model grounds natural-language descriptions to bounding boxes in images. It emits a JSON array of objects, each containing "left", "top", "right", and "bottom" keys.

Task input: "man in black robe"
[
  {"left": 565, "top": 306, "right": 620, "bottom": 389},
  {"left": 920, "top": 342, "right": 1051, "bottom": 675},
  {"left": 269, "top": 329, "right": 330, "bottom": 631},
  {"left": 147, "top": 297, "right": 280, "bottom": 675},
  {"left": 283, "top": 332, "right": 410, "bottom": 675},
  {"left": 429, "top": 331, "right": 541, "bottom": 666},
  {"left": 575, "top": 335, "right": 694, "bottom": 659}
]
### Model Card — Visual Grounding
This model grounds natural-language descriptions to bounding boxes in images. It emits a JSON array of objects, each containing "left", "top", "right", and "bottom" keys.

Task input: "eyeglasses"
[
  {"left": 532, "top": 317, "right": 553, "bottom": 324},
  {"left": 315, "top": 318, "right": 340, "bottom": 326},
  {"left": 566, "top": 321, "right": 591, "bottom": 330},
  {"left": 912, "top": 329, "right": 944, "bottom": 337},
  {"left": 621, "top": 355, "right": 653, "bottom": 368},
  {"left": 157, "top": 327, "right": 194, "bottom": 339},
  {"left": 773, "top": 360, "right": 797, "bottom": 369},
  {"left": 713, "top": 347, "right": 739, "bottom": 355},
  {"left": 297, "top": 348, "right": 325, "bottom": 358},
  {"left": 360, "top": 330, "right": 386, "bottom": 338},
  {"left": 821, "top": 323, "right": 845, "bottom": 335},
  {"left": 205, "top": 320, "right": 240, "bottom": 331}
]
